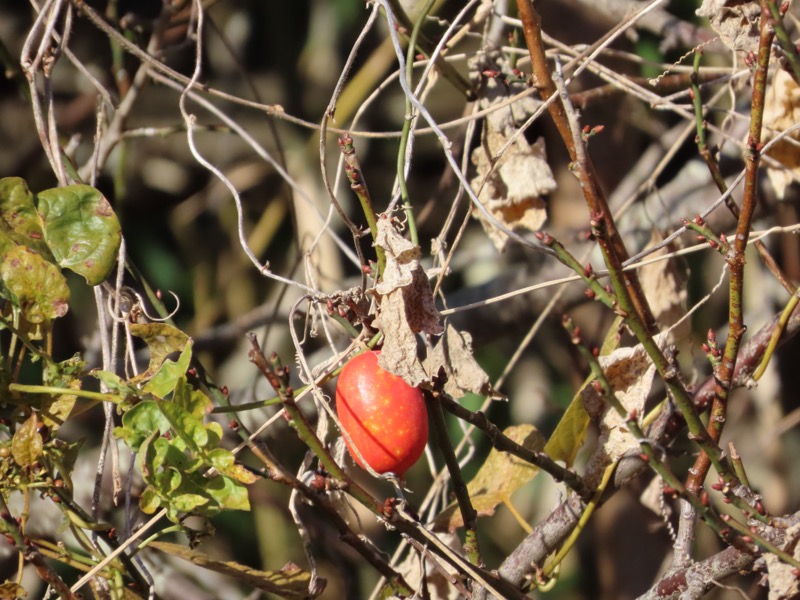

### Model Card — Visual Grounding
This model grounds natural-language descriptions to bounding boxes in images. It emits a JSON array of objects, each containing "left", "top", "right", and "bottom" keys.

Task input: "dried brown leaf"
[
  {"left": 426, "top": 323, "right": 498, "bottom": 399},
  {"left": 375, "top": 290, "right": 428, "bottom": 386},
  {"left": 762, "top": 70, "right": 800, "bottom": 199},
  {"left": 149, "top": 541, "right": 313, "bottom": 597},
  {"left": 469, "top": 60, "right": 553, "bottom": 252},
  {"left": 374, "top": 216, "right": 442, "bottom": 386},
  {"left": 696, "top": 0, "right": 760, "bottom": 55},
  {"left": 638, "top": 231, "right": 689, "bottom": 341},
  {"left": 764, "top": 522, "right": 800, "bottom": 600},
  {"left": 582, "top": 337, "right": 664, "bottom": 484}
]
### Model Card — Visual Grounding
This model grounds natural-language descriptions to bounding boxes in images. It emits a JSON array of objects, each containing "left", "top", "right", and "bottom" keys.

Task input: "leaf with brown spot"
[
  {"left": 0, "top": 177, "right": 52, "bottom": 258},
  {"left": 36, "top": 184, "right": 121, "bottom": 285},
  {"left": 0, "top": 245, "right": 70, "bottom": 324}
]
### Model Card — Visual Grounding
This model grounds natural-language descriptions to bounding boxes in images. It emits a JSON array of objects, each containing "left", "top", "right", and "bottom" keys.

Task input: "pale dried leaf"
[
  {"left": 427, "top": 323, "right": 498, "bottom": 399},
  {"left": 762, "top": 70, "right": 800, "bottom": 199},
  {"left": 638, "top": 231, "right": 689, "bottom": 341},
  {"left": 375, "top": 290, "right": 428, "bottom": 386},
  {"left": 433, "top": 425, "right": 545, "bottom": 532},
  {"left": 471, "top": 136, "right": 552, "bottom": 252},
  {"left": 468, "top": 58, "right": 553, "bottom": 252},
  {"left": 582, "top": 335, "right": 667, "bottom": 485},
  {"left": 374, "top": 216, "right": 442, "bottom": 386},
  {"left": 375, "top": 215, "right": 420, "bottom": 295},
  {"left": 696, "top": 0, "right": 760, "bottom": 54},
  {"left": 765, "top": 522, "right": 800, "bottom": 600}
]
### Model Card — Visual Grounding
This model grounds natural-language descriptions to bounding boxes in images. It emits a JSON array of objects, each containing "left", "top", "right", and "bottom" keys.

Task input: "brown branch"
[
  {"left": 492, "top": 300, "right": 800, "bottom": 592},
  {"left": 515, "top": 0, "right": 657, "bottom": 333},
  {"left": 686, "top": 0, "right": 774, "bottom": 495}
]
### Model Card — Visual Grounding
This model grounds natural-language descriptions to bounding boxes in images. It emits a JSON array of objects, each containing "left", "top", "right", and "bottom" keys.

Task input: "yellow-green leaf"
[
  {"left": 434, "top": 425, "right": 545, "bottom": 532},
  {"left": 12, "top": 413, "right": 43, "bottom": 468},
  {"left": 0, "top": 245, "right": 69, "bottom": 324},
  {"left": 0, "top": 177, "right": 51, "bottom": 258},
  {"left": 543, "top": 388, "right": 590, "bottom": 467},
  {"left": 128, "top": 323, "right": 190, "bottom": 382}
]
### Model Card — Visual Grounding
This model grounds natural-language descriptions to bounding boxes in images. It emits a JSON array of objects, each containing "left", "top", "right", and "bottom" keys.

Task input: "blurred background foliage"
[{"left": 1, "top": 0, "right": 800, "bottom": 598}]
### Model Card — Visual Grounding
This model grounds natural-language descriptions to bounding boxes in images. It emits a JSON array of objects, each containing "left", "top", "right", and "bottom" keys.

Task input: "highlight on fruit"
[{"left": 335, "top": 350, "right": 428, "bottom": 476}]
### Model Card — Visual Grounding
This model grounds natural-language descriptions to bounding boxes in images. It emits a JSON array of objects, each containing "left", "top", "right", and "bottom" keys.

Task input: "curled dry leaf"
[
  {"left": 426, "top": 322, "right": 499, "bottom": 399},
  {"left": 764, "top": 522, "right": 800, "bottom": 599},
  {"left": 373, "top": 215, "right": 442, "bottom": 386},
  {"left": 762, "top": 70, "right": 800, "bottom": 199},
  {"left": 581, "top": 335, "right": 666, "bottom": 486},
  {"left": 469, "top": 57, "right": 554, "bottom": 252},
  {"left": 696, "top": 0, "right": 761, "bottom": 55}
]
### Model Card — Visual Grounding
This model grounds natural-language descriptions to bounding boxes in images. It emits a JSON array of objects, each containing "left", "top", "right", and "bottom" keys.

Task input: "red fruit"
[{"left": 335, "top": 351, "right": 428, "bottom": 476}]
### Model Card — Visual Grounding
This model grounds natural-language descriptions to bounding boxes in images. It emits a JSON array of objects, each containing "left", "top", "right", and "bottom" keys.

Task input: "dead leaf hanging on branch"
[
  {"left": 469, "top": 57, "right": 555, "bottom": 252},
  {"left": 581, "top": 335, "right": 667, "bottom": 487},
  {"left": 762, "top": 69, "right": 800, "bottom": 199},
  {"left": 374, "top": 215, "right": 442, "bottom": 386},
  {"left": 696, "top": 0, "right": 761, "bottom": 55},
  {"left": 426, "top": 322, "right": 500, "bottom": 400}
]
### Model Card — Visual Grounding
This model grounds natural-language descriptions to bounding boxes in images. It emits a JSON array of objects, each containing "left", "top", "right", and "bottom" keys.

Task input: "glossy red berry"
[{"left": 335, "top": 351, "right": 428, "bottom": 476}]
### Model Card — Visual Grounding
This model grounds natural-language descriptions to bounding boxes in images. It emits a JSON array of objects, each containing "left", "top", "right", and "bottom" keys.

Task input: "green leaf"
[
  {"left": 0, "top": 245, "right": 70, "bottom": 323},
  {"left": 154, "top": 467, "right": 183, "bottom": 496},
  {"left": 11, "top": 413, "right": 44, "bottom": 468},
  {"left": 40, "top": 355, "right": 85, "bottom": 430},
  {"left": 113, "top": 401, "right": 170, "bottom": 451},
  {"left": 139, "top": 485, "right": 161, "bottom": 514},
  {"left": 36, "top": 184, "right": 121, "bottom": 285},
  {"left": 204, "top": 474, "right": 250, "bottom": 512},
  {"left": 91, "top": 369, "right": 140, "bottom": 396},
  {"left": 148, "top": 542, "right": 312, "bottom": 598},
  {"left": 144, "top": 345, "right": 193, "bottom": 399},
  {"left": 207, "top": 448, "right": 258, "bottom": 484},
  {"left": 0, "top": 177, "right": 51, "bottom": 258},
  {"left": 157, "top": 400, "right": 208, "bottom": 453},
  {"left": 171, "top": 376, "right": 211, "bottom": 420},
  {"left": 170, "top": 492, "right": 209, "bottom": 513}
]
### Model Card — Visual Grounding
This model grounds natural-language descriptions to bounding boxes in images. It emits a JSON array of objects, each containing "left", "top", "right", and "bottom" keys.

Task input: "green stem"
[
  {"left": 764, "top": 0, "right": 800, "bottom": 84},
  {"left": 686, "top": 0, "right": 774, "bottom": 496},
  {"left": 566, "top": 319, "right": 791, "bottom": 567},
  {"left": 395, "top": 0, "right": 436, "bottom": 247},
  {"left": 8, "top": 383, "right": 122, "bottom": 403}
]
